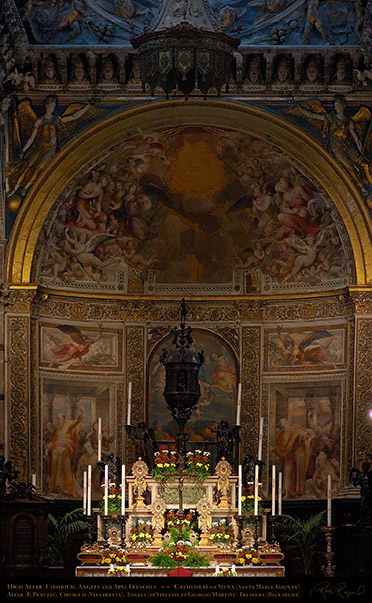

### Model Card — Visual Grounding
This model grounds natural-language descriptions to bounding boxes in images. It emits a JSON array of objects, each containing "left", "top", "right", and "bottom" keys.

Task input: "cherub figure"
[
  {"left": 64, "top": 229, "right": 119, "bottom": 281},
  {"left": 7, "top": 95, "right": 101, "bottom": 201}
]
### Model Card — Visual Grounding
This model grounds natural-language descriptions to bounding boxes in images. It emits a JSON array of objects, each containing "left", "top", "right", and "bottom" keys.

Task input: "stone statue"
[{"left": 0, "top": 456, "right": 19, "bottom": 496}]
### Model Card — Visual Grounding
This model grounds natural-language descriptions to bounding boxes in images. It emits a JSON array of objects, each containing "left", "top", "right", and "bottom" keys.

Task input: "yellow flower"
[
  {"left": 157, "top": 463, "right": 163, "bottom": 468},
  {"left": 196, "top": 463, "right": 202, "bottom": 467},
  {"left": 224, "top": 534, "right": 229, "bottom": 539},
  {"left": 241, "top": 496, "right": 246, "bottom": 502},
  {"left": 164, "top": 463, "right": 170, "bottom": 467},
  {"left": 132, "top": 535, "right": 137, "bottom": 540},
  {"left": 252, "top": 557, "right": 259, "bottom": 564}
]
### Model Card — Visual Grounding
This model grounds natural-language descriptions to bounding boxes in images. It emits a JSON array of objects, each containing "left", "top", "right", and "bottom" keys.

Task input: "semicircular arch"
[{"left": 5, "top": 99, "right": 372, "bottom": 288}]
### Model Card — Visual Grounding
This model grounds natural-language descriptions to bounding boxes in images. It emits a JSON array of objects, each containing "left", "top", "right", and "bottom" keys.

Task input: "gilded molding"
[
  {"left": 8, "top": 316, "right": 29, "bottom": 477},
  {"left": 349, "top": 291, "right": 372, "bottom": 314},
  {"left": 263, "top": 295, "right": 352, "bottom": 322},
  {"left": 126, "top": 326, "right": 145, "bottom": 466},
  {"left": 354, "top": 318, "right": 372, "bottom": 460},
  {"left": 7, "top": 289, "right": 37, "bottom": 313},
  {"left": 241, "top": 326, "right": 261, "bottom": 457}
]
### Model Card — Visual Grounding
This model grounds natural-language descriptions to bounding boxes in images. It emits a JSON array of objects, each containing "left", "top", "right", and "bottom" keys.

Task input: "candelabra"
[{"left": 321, "top": 526, "right": 336, "bottom": 577}]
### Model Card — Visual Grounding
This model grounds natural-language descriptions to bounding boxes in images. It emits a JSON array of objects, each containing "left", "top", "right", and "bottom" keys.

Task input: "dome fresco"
[{"left": 38, "top": 124, "right": 348, "bottom": 295}]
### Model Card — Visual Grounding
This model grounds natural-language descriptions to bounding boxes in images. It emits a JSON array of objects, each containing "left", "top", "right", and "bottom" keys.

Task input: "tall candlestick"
[
  {"left": 278, "top": 472, "right": 283, "bottom": 515},
  {"left": 97, "top": 417, "right": 102, "bottom": 462},
  {"left": 327, "top": 474, "right": 332, "bottom": 527},
  {"left": 236, "top": 383, "right": 242, "bottom": 426},
  {"left": 271, "top": 465, "right": 276, "bottom": 516},
  {"left": 121, "top": 464, "right": 126, "bottom": 515},
  {"left": 257, "top": 417, "right": 264, "bottom": 461},
  {"left": 238, "top": 464, "right": 242, "bottom": 515},
  {"left": 83, "top": 471, "right": 87, "bottom": 514},
  {"left": 127, "top": 382, "right": 132, "bottom": 425},
  {"left": 104, "top": 464, "right": 109, "bottom": 516},
  {"left": 87, "top": 465, "right": 92, "bottom": 516},
  {"left": 254, "top": 464, "right": 259, "bottom": 516}
]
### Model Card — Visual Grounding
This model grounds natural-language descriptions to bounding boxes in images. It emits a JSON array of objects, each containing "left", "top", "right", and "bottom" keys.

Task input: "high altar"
[{"left": 76, "top": 455, "right": 284, "bottom": 578}]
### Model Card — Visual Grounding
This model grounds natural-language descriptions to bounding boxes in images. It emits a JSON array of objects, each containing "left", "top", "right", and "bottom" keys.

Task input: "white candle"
[
  {"left": 121, "top": 464, "right": 126, "bottom": 515},
  {"left": 127, "top": 382, "right": 132, "bottom": 425},
  {"left": 236, "top": 383, "right": 242, "bottom": 426},
  {"left": 97, "top": 417, "right": 102, "bottom": 462},
  {"left": 258, "top": 417, "right": 264, "bottom": 461},
  {"left": 215, "top": 564, "right": 220, "bottom": 574},
  {"left": 31, "top": 473, "right": 36, "bottom": 487},
  {"left": 104, "top": 464, "right": 109, "bottom": 516},
  {"left": 83, "top": 471, "right": 87, "bottom": 514},
  {"left": 327, "top": 474, "right": 332, "bottom": 527},
  {"left": 238, "top": 464, "right": 242, "bottom": 516},
  {"left": 87, "top": 465, "right": 92, "bottom": 516},
  {"left": 271, "top": 465, "right": 276, "bottom": 516},
  {"left": 254, "top": 464, "right": 259, "bottom": 516},
  {"left": 278, "top": 472, "right": 283, "bottom": 515}
]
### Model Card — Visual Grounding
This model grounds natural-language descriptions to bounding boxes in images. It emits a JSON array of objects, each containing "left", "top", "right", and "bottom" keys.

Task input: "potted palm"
[
  {"left": 47, "top": 508, "right": 88, "bottom": 572},
  {"left": 275, "top": 511, "right": 325, "bottom": 576}
]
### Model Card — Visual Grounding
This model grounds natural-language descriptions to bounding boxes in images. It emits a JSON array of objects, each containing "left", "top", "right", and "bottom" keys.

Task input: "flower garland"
[
  {"left": 209, "top": 519, "right": 234, "bottom": 544},
  {"left": 130, "top": 519, "right": 153, "bottom": 544},
  {"left": 151, "top": 450, "right": 178, "bottom": 480},
  {"left": 107, "top": 565, "right": 130, "bottom": 577},
  {"left": 241, "top": 484, "right": 263, "bottom": 513},
  {"left": 99, "top": 482, "right": 122, "bottom": 513},
  {"left": 184, "top": 450, "right": 211, "bottom": 481}
]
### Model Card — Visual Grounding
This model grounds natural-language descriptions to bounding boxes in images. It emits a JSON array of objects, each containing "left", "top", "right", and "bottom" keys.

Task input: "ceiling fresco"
[
  {"left": 13, "top": 0, "right": 367, "bottom": 47},
  {"left": 37, "top": 124, "right": 350, "bottom": 295}
]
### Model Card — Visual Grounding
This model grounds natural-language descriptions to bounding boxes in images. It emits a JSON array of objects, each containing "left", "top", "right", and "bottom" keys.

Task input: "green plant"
[
  {"left": 47, "top": 508, "right": 88, "bottom": 565},
  {"left": 275, "top": 511, "right": 326, "bottom": 576},
  {"left": 151, "top": 450, "right": 178, "bottom": 480}
]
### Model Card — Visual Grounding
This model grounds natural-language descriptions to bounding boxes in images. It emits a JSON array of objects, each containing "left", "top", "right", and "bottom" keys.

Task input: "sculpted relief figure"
[
  {"left": 6, "top": 95, "right": 101, "bottom": 204},
  {"left": 286, "top": 95, "right": 372, "bottom": 199}
]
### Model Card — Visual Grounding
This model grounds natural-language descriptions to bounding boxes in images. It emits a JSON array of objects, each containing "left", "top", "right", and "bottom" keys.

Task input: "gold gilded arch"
[{"left": 5, "top": 99, "right": 372, "bottom": 289}]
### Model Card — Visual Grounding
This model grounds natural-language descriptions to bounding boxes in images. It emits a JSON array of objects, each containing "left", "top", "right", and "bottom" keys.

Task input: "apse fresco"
[
  {"left": 42, "top": 378, "right": 117, "bottom": 499},
  {"left": 40, "top": 322, "right": 122, "bottom": 371},
  {"left": 39, "top": 125, "right": 348, "bottom": 295},
  {"left": 269, "top": 381, "right": 342, "bottom": 500},
  {"left": 148, "top": 329, "right": 237, "bottom": 444},
  {"left": 17, "top": 0, "right": 364, "bottom": 47},
  {"left": 265, "top": 325, "right": 345, "bottom": 371}
]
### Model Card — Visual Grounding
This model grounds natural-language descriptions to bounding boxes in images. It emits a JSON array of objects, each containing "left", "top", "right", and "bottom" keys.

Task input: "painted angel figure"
[
  {"left": 286, "top": 95, "right": 372, "bottom": 195},
  {"left": 47, "top": 323, "right": 102, "bottom": 368},
  {"left": 7, "top": 94, "right": 101, "bottom": 201},
  {"left": 64, "top": 229, "right": 119, "bottom": 281}
]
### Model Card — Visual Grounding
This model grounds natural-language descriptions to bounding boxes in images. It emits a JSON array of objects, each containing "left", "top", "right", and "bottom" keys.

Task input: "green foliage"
[
  {"left": 275, "top": 511, "right": 326, "bottom": 575},
  {"left": 47, "top": 508, "right": 88, "bottom": 564}
]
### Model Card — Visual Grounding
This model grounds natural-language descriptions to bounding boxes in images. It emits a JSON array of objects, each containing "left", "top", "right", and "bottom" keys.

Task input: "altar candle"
[
  {"left": 254, "top": 464, "right": 259, "bottom": 516},
  {"left": 97, "top": 417, "right": 102, "bottom": 462},
  {"left": 121, "top": 464, "right": 126, "bottom": 515},
  {"left": 271, "top": 465, "right": 276, "bottom": 516},
  {"left": 127, "top": 382, "right": 132, "bottom": 425},
  {"left": 83, "top": 471, "right": 87, "bottom": 514},
  {"left": 87, "top": 465, "right": 92, "bottom": 516},
  {"left": 236, "top": 383, "right": 242, "bottom": 426},
  {"left": 257, "top": 417, "right": 264, "bottom": 461},
  {"left": 31, "top": 473, "right": 36, "bottom": 487},
  {"left": 215, "top": 564, "right": 220, "bottom": 574},
  {"left": 238, "top": 464, "right": 242, "bottom": 516},
  {"left": 278, "top": 472, "right": 283, "bottom": 516},
  {"left": 327, "top": 474, "right": 332, "bottom": 527},
  {"left": 104, "top": 464, "right": 109, "bottom": 516}
]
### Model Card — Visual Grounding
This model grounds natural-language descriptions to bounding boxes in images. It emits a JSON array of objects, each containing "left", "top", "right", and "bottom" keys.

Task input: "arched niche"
[{"left": 5, "top": 99, "right": 372, "bottom": 291}]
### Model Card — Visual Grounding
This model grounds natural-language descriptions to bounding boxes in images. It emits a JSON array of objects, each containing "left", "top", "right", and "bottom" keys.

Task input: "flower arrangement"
[
  {"left": 213, "top": 566, "right": 237, "bottom": 577},
  {"left": 151, "top": 450, "right": 178, "bottom": 480},
  {"left": 107, "top": 565, "right": 130, "bottom": 577},
  {"left": 235, "top": 548, "right": 262, "bottom": 566},
  {"left": 100, "top": 547, "right": 127, "bottom": 566},
  {"left": 209, "top": 519, "right": 234, "bottom": 544},
  {"left": 99, "top": 482, "right": 122, "bottom": 513},
  {"left": 130, "top": 519, "right": 153, "bottom": 545},
  {"left": 184, "top": 450, "right": 211, "bottom": 480},
  {"left": 241, "top": 484, "right": 263, "bottom": 513},
  {"left": 150, "top": 510, "right": 209, "bottom": 570}
]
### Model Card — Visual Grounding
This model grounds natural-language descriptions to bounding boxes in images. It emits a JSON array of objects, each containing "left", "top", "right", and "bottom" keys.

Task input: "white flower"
[
  {"left": 163, "top": 450, "right": 169, "bottom": 454},
  {"left": 177, "top": 540, "right": 185, "bottom": 545},
  {"left": 146, "top": 520, "right": 151, "bottom": 526},
  {"left": 186, "top": 452, "right": 193, "bottom": 456},
  {"left": 185, "top": 541, "right": 192, "bottom": 546},
  {"left": 154, "top": 452, "right": 160, "bottom": 457},
  {"left": 205, "top": 452, "right": 210, "bottom": 456},
  {"left": 195, "top": 450, "right": 202, "bottom": 454}
]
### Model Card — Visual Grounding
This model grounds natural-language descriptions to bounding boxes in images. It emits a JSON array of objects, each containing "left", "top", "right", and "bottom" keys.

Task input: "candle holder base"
[{"left": 321, "top": 526, "right": 337, "bottom": 577}]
